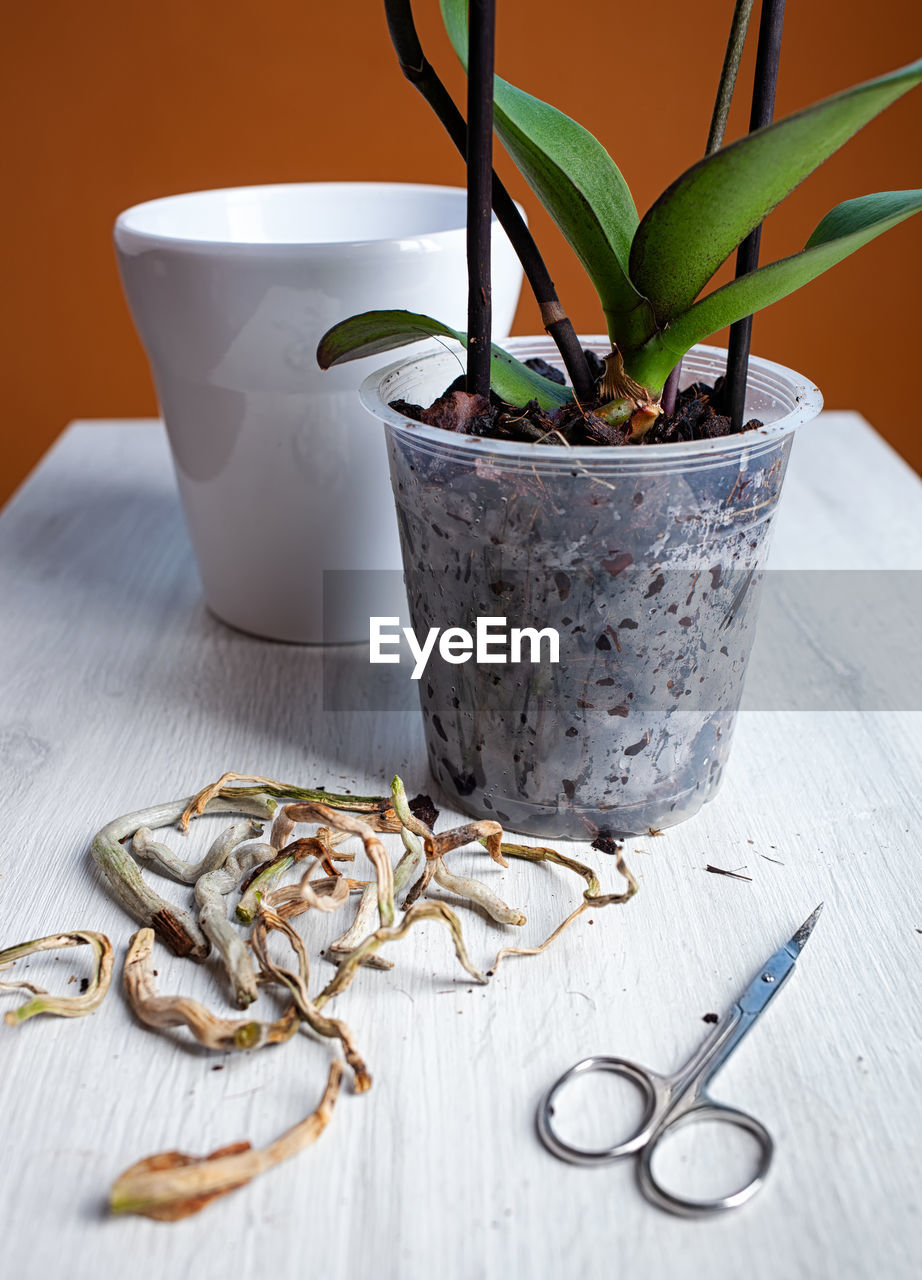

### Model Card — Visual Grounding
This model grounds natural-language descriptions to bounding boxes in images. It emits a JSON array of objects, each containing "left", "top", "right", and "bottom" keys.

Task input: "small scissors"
[{"left": 537, "top": 905, "right": 823, "bottom": 1218}]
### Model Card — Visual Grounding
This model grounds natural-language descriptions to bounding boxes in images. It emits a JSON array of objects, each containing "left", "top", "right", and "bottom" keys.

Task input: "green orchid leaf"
[
  {"left": 317, "top": 309, "right": 463, "bottom": 368},
  {"left": 627, "top": 190, "right": 922, "bottom": 393},
  {"left": 316, "top": 309, "right": 573, "bottom": 410},
  {"left": 630, "top": 58, "right": 922, "bottom": 323},
  {"left": 440, "top": 0, "right": 652, "bottom": 346}
]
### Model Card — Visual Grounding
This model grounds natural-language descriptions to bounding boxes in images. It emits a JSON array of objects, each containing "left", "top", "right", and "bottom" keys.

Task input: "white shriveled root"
[
  {"left": 479, "top": 840, "right": 638, "bottom": 975},
  {"left": 251, "top": 909, "right": 370, "bottom": 1092},
  {"left": 91, "top": 793, "right": 275, "bottom": 959},
  {"left": 0, "top": 931, "right": 113, "bottom": 1025},
  {"left": 123, "top": 928, "right": 297, "bottom": 1052},
  {"left": 109, "top": 1059, "right": 343, "bottom": 1220},
  {"left": 390, "top": 777, "right": 525, "bottom": 924},
  {"left": 132, "top": 817, "right": 264, "bottom": 886},
  {"left": 0, "top": 964, "right": 48, "bottom": 996}
]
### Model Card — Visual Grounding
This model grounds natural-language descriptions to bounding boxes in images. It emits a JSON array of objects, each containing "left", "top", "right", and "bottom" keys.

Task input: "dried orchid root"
[
  {"left": 328, "top": 884, "right": 394, "bottom": 970},
  {"left": 235, "top": 846, "right": 292, "bottom": 923},
  {"left": 481, "top": 841, "right": 638, "bottom": 974},
  {"left": 0, "top": 931, "right": 113, "bottom": 1025},
  {"left": 123, "top": 929, "right": 297, "bottom": 1051},
  {"left": 391, "top": 774, "right": 506, "bottom": 866},
  {"left": 390, "top": 776, "right": 523, "bottom": 923},
  {"left": 236, "top": 831, "right": 349, "bottom": 923},
  {"left": 487, "top": 903, "right": 590, "bottom": 975},
  {"left": 268, "top": 876, "right": 369, "bottom": 922},
  {"left": 91, "top": 794, "right": 275, "bottom": 959},
  {"left": 177, "top": 772, "right": 393, "bottom": 834},
  {"left": 251, "top": 910, "right": 370, "bottom": 1092},
  {"left": 326, "top": 818, "right": 414, "bottom": 968},
  {"left": 194, "top": 831, "right": 277, "bottom": 1008},
  {"left": 109, "top": 1059, "right": 343, "bottom": 1220},
  {"left": 402, "top": 856, "right": 439, "bottom": 910},
  {"left": 132, "top": 816, "right": 264, "bottom": 885},
  {"left": 265, "top": 864, "right": 351, "bottom": 917},
  {"left": 316, "top": 900, "right": 488, "bottom": 1008},
  {"left": 0, "top": 965, "right": 48, "bottom": 996},
  {"left": 274, "top": 803, "right": 396, "bottom": 928}
]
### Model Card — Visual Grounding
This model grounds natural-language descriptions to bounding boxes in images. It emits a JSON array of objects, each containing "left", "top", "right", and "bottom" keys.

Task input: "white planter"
[{"left": 115, "top": 182, "right": 524, "bottom": 642}]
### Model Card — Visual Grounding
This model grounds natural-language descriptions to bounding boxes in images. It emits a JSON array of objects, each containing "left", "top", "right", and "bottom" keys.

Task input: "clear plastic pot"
[{"left": 361, "top": 338, "right": 823, "bottom": 838}]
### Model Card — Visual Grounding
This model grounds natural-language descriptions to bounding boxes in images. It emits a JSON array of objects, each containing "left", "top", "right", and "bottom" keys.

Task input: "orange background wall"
[{"left": 2, "top": 0, "right": 920, "bottom": 507}]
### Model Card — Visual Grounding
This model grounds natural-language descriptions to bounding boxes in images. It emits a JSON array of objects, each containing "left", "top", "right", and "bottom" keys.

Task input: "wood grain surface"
[{"left": 0, "top": 415, "right": 919, "bottom": 1279}]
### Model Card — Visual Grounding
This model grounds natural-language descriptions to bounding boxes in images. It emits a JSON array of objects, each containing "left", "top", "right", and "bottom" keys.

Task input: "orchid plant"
[{"left": 318, "top": 1, "right": 922, "bottom": 439}]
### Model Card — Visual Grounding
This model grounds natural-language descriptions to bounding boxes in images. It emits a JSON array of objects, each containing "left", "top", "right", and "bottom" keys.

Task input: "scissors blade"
[
  {"left": 736, "top": 903, "right": 824, "bottom": 1017},
  {"left": 787, "top": 903, "right": 824, "bottom": 957}
]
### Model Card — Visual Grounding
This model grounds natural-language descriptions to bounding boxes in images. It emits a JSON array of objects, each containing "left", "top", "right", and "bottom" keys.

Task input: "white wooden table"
[{"left": 0, "top": 414, "right": 919, "bottom": 1280}]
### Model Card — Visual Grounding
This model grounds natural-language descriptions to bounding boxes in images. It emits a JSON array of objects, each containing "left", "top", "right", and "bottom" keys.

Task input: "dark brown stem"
[
  {"left": 664, "top": 0, "right": 756, "bottom": 417},
  {"left": 660, "top": 363, "right": 683, "bottom": 417},
  {"left": 466, "top": 0, "right": 495, "bottom": 397},
  {"left": 383, "top": 0, "right": 596, "bottom": 402},
  {"left": 723, "top": 0, "right": 786, "bottom": 430}
]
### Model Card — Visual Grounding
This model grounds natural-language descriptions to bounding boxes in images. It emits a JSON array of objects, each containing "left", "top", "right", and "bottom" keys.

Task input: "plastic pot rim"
[{"left": 359, "top": 336, "right": 823, "bottom": 468}]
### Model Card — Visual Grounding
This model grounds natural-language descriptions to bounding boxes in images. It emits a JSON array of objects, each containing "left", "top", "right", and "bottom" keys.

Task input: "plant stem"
[
  {"left": 383, "top": 0, "right": 596, "bottom": 402},
  {"left": 663, "top": 0, "right": 756, "bottom": 417},
  {"left": 706, "top": 0, "right": 756, "bottom": 155},
  {"left": 723, "top": 0, "right": 786, "bottom": 430},
  {"left": 466, "top": 0, "right": 496, "bottom": 397}
]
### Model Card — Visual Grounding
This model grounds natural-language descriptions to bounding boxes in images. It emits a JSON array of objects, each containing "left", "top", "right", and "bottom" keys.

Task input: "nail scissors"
[{"left": 537, "top": 905, "right": 823, "bottom": 1218}]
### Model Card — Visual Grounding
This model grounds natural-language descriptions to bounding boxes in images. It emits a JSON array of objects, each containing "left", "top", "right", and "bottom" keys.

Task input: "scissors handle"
[
  {"left": 536, "top": 1055, "right": 667, "bottom": 1164},
  {"left": 638, "top": 1099, "right": 774, "bottom": 1218},
  {"left": 537, "top": 1056, "right": 775, "bottom": 1217}
]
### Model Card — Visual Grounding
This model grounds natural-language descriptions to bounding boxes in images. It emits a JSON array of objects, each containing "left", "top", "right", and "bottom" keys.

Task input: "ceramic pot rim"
[{"left": 114, "top": 182, "right": 514, "bottom": 257}]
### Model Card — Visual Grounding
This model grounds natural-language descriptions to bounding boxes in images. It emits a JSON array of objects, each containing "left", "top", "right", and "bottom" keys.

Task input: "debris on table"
[{"left": 704, "top": 864, "right": 753, "bottom": 882}]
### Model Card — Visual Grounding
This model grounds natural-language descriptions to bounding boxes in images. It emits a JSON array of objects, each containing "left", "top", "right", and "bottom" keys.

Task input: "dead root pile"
[{"left": 1, "top": 769, "right": 636, "bottom": 1220}]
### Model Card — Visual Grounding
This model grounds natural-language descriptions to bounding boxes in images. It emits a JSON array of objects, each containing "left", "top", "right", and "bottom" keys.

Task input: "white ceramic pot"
[{"left": 114, "top": 182, "right": 524, "bottom": 642}]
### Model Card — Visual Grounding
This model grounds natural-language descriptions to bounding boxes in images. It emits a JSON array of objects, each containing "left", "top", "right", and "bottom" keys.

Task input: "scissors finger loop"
[
  {"left": 537, "top": 1056, "right": 662, "bottom": 1165},
  {"left": 638, "top": 1102, "right": 774, "bottom": 1218}
]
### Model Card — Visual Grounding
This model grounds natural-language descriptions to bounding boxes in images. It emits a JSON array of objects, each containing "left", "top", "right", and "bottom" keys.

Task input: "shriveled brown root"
[
  {"left": 0, "top": 931, "right": 113, "bottom": 1025},
  {"left": 391, "top": 775, "right": 505, "bottom": 866},
  {"left": 123, "top": 929, "right": 297, "bottom": 1051},
  {"left": 178, "top": 773, "right": 394, "bottom": 834},
  {"left": 251, "top": 909, "right": 370, "bottom": 1091},
  {"left": 236, "top": 830, "right": 351, "bottom": 923},
  {"left": 481, "top": 840, "right": 638, "bottom": 974},
  {"left": 273, "top": 803, "right": 396, "bottom": 928},
  {"left": 316, "top": 900, "right": 487, "bottom": 1009},
  {"left": 269, "top": 877, "right": 371, "bottom": 921},
  {"left": 390, "top": 777, "right": 521, "bottom": 925},
  {"left": 109, "top": 1059, "right": 343, "bottom": 1220}
]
